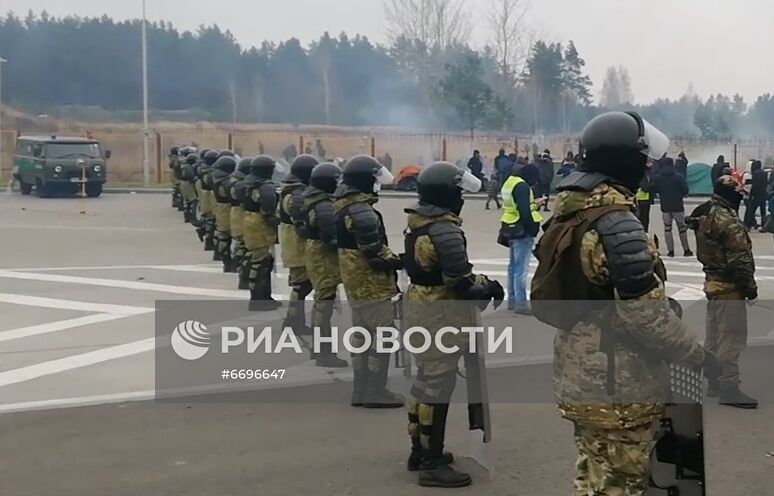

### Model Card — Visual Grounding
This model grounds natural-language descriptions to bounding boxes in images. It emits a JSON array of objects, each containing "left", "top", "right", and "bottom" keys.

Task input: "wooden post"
[
  {"left": 299, "top": 135, "right": 304, "bottom": 155},
  {"left": 514, "top": 137, "right": 519, "bottom": 154},
  {"left": 442, "top": 138, "right": 447, "bottom": 161},
  {"left": 370, "top": 136, "right": 376, "bottom": 157},
  {"left": 155, "top": 131, "right": 163, "bottom": 183},
  {"left": 228, "top": 132, "right": 234, "bottom": 151},
  {"left": 733, "top": 143, "right": 738, "bottom": 170}
]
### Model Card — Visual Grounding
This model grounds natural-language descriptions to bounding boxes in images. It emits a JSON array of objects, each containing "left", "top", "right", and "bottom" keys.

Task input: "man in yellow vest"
[{"left": 499, "top": 164, "right": 543, "bottom": 315}]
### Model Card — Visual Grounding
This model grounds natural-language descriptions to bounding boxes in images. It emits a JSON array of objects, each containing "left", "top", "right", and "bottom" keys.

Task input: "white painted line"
[
  {"left": 0, "top": 224, "right": 176, "bottom": 232},
  {"left": 669, "top": 288, "right": 705, "bottom": 301},
  {"left": 5, "top": 264, "right": 219, "bottom": 272},
  {"left": 0, "top": 313, "right": 135, "bottom": 343},
  {"left": 0, "top": 293, "right": 151, "bottom": 315},
  {"left": 668, "top": 270, "right": 774, "bottom": 282},
  {"left": 0, "top": 337, "right": 156, "bottom": 388},
  {"left": 0, "top": 390, "right": 155, "bottom": 415},
  {"left": 0, "top": 271, "right": 247, "bottom": 299}
]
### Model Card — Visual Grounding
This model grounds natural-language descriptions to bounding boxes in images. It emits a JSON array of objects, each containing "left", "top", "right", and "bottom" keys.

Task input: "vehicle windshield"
[{"left": 45, "top": 143, "right": 102, "bottom": 158}]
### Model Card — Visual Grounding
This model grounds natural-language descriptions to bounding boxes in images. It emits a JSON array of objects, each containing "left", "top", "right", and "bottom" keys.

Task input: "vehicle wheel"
[
  {"left": 36, "top": 180, "right": 52, "bottom": 198},
  {"left": 86, "top": 183, "right": 103, "bottom": 198},
  {"left": 19, "top": 181, "right": 32, "bottom": 195}
]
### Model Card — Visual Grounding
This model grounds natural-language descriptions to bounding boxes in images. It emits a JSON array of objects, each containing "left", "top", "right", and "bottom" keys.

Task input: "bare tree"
[
  {"left": 600, "top": 65, "right": 634, "bottom": 109},
  {"left": 487, "top": 0, "right": 531, "bottom": 82},
  {"left": 384, "top": 0, "right": 472, "bottom": 48}
]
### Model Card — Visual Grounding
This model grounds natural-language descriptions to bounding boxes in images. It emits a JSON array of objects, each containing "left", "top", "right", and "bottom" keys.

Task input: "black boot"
[
  {"left": 350, "top": 355, "right": 368, "bottom": 407},
  {"left": 196, "top": 226, "right": 206, "bottom": 243},
  {"left": 249, "top": 260, "right": 282, "bottom": 312},
  {"left": 707, "top": 379, "right": 720, "bottom": 398},
  {"left": 283, "top": 280, "right": 313, "bottom": 336},
  {"left": 315, "top": 338, "right": 347, "bottom": 368},
  {"left": 238, "top": 259, "right": 250, "bottom": 290},
  {"left": 183, "top": 205, "right": 193, "bottom": 224},
  {"left": 407, "top": 436, "right": 454, "bottom": 472},
  {"left": 719, "top": 384, "right": 758, "bottom": 409},
  {"left": 213, "top": 237, "right": 223, "bottom": 261},
  {"left": 363, "top": 355, "right": 404, "bottom": 409},
  {"left": 204, "top": 234, "right": 215, "bottom": 251},
  {"left": 416, "top": 403, "right": 470, "bottom": 487}
]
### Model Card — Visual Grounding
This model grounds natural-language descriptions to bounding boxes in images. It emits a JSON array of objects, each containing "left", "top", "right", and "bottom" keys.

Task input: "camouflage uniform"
[
  {"left": 303, "top": 186, "right": 343, "bottom": 360},
  {"left": 170, "top": 154, "right": 183, "bottom": 209},
  {"left": 403, "top": 204, "right": 488, "bottom": 477},
  {"left": 211, "top": 169, "right": 234, "bottom": 267},
  {"left": 279, "top": 179, "right": 313, "bottom": 329},
  {"left": 334, "top": 187, "right": 402, "bottom": 406},
  {"left": 539, "top": 176, "right": 705, "bottom": 496},
  {"left": 689, "top": 188, "right": 757, "bottom": 390},
  {"left": 242, "top": 173, "right": 280, "bottom": 304},
  {"left": 196, "top": 169, "right": 216, "bottom": 251}
]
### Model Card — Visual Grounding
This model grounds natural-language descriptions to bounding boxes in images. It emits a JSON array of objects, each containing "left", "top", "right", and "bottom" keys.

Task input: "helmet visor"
[
  {"left": 458, "top": 169, "right": 482, "bottom": 193},
  {"left": 640, "top": 119, "right": 670, "bottom": 160},
  {"left": 374, "top": 166, "right": 395, "bottom": 186}
]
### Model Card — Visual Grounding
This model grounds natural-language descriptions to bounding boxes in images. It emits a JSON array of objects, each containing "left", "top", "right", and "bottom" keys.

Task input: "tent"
[{"left": 686, "top": 163, "right": 712, "bottom": 195}]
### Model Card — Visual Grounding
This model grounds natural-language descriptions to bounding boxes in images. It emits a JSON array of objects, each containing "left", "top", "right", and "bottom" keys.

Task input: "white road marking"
[
  {"left": 0, "top": 390, "right": 155, "bottom": 415},
  {"left": 0, "top": 313, "right": 136, "bottom": 343},
  {"left": 0, "top": 271, "right": 248, "bottom": 299},
  {"left": 0, "top": 293, "right": 151, "bottom": 315},
  {"left": 0, "top": 337, "right": 155, "bottom": 388},
  {"left": 0, "top": 224, "right": 177, "bottom": 232}
]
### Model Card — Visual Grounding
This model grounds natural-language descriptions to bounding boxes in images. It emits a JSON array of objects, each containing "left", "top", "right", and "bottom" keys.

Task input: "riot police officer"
[
  {"left": 403, "top": 161, "right": 503, "bottom": 487},
  {"left": 179, "top": 153, "right": 200, "bottom": 225},
  {"left": 279, "top": 155, "right": 318, "bottom": 334},
  {"left": 226, "top": 158, "right": 253, "bottom": 282},
  {"left": 169, "top": 146, "right": 183, "bottom": 210},
  {"left": 530, "top": 111, "right": 719, "bottom": 494},
  {"left": 211, "top": 155, "right": 238, "bottom": 272},
  {"left": 242, "top": 155, "right": 283, "bottom": 310},
  {"left": 197, "top": 149, "right": 220, "bottom": 252},
  {"left": 302, "top": 162, "right": 348, "bottom": 368},
  {"left": 334, "top": 154, "right": 403, "bottom": 408}
]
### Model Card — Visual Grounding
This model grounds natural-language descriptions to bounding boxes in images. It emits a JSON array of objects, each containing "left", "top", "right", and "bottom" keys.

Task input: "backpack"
[{"left": 530, "top": 205, "right": 629, "bottom": 331}]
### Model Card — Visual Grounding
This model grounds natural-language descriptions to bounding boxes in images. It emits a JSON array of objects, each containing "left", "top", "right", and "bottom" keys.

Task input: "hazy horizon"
[{"left": 3, "top": 0, "right": 772, "bottom": 105}]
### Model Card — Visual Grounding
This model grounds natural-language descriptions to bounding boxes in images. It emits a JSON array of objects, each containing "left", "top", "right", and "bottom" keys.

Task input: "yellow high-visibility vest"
[
  {"left": 501, "top": 176, "right": 543, "bottom": 225},
  {"left": 635, "top": 188, "right": 651, "bottom": 201}
]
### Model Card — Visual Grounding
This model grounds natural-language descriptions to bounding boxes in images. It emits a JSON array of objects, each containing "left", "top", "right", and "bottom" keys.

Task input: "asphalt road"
[{"left": 0, "top": 192, "right": 772, "bottom": 496}]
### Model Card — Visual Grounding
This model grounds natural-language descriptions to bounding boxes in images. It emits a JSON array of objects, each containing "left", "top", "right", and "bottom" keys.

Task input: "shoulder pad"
[
  {"left": 556, "top": 172, "right": 610, "bottom": 192},
  {"left": 427, "top": 221, "right": 471, "bottom": 277},
  {"left": 596, "top": 210, "right": 658, "bottom": 299},
  {"left": 347, "top": 202, "right": 382, "bottom": 249}
]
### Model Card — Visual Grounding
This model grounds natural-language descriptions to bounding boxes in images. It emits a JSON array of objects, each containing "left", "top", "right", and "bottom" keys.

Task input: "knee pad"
[{"left": 411, "top": 370, "right": 457, "bottom": 404}]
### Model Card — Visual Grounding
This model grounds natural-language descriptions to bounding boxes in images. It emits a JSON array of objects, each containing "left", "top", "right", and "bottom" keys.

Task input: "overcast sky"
[{"left": 5, "top": 0, "right": 773, "bottom": 104}]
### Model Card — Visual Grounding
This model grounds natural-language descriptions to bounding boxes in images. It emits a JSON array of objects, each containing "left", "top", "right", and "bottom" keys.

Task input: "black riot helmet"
[
  {"left": 217, "top": 150, "right": 235, "bottom": 159},
  {"left": 199, "top": 148, "right": 211, "bottom": 160},
  {"left": 213, "top": 156, "right": 237, "bottom": 174},
  {"left": 237, "top": 158, "right": 252, "bottom": 174},
  {"left": 204, "top": 150, "right": 219, "bottom": 166},
  {"left": 290, "top": 154, "right": 320, "bottom": 185},
  {"left": 417, "top": 161, "right": 481, "bottom": 215},
  {"left": 342, "top": 154, "right": 395, "bottom": 193},
  {"left": 170, "top": 146, "right": 180, "bottom": 156},
  {"left": 580, "top": 111, "right": 669, "bottom": 191},
  {"left": 310, "top": 162, "right": 342, "bottom": 194},
  {"left": 250, "top": 155, "right": 278, "bottom": 179},
  {"left": 185, "top": 153, "right": 198, "bottom": 165}
]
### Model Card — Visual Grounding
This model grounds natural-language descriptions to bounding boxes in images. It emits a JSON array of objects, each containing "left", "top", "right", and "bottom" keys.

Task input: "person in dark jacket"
[
  {"left": 652, "top": 158, "right": 692, "bottom": 257},
  {"left": 467, "top": 150, "right": 484, "bottom": 182},
  {"left": 744, "top": 160, "right": 767, "bottom": 230},
  {"left": 635, "top": 161, "right": 655, "bottom": 232},
  {"left": 499, "top": 164, "right": 542, "bottom": 314},
  {"left": 494, "top": 149, "right": 512, "bottom": 187},
  {"left": 711, "top": 155, "right": 728, "bottom": 185},
  {"left": 556, "top": 151, "right": 576, "bottom": 179},
  {"left": 675, "top": 151, "right": 689, "bottom": 177},
  {"left": 536, "top": 150, "right": 554, "bottom": 211}
]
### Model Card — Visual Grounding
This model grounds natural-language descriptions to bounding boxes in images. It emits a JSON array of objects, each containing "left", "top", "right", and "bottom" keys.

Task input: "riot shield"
[
  {"left": 648, "top": 363, "right": 705, "bottom": 496},
  {"left": 464, "top": 326, "right": 493, "bottom": 475}
]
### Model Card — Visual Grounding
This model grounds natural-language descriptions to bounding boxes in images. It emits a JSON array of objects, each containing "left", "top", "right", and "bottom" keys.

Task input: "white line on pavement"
[
  {"left": 0, "top": 224, "right": 177, "bottom": 232},
  {"left": 0, "top": 293, "right": 152, "bottom": 315},
  {"left": 0, "top": 314, "right": 137, "bottom": 343},
  {"left": 0, "top": 337, "right": 156, "bottom": 388},
  {"left": 0, "top": 271, "right": 248, "bottom": 299}
]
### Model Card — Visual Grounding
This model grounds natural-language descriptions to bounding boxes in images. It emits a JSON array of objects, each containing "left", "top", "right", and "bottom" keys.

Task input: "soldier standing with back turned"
[
  {"left": 688, "top": 175, "right": 758, "bottom": 409},
  {"left": 531, "top": 111, "right": 719, "bottom": 495}
]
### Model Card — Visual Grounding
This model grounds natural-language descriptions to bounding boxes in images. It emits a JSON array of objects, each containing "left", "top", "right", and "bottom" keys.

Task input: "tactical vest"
[
  {"left": 303, "top": 199, "right": 325, "bottom": 241},
  {"left": 279, "top": 188, "right": 301, "bottom": 225},
  {"left": 501, "top": 176, "right": 543, "bottom": 225},
  {"left": 242, "top": 177, "right": 272, "bottom": 213},
  {"left": 403, "top": 224, "right": 445, "bottom": 286},
  {"left": 336, "top": 202, "right": 387, "bottom": 250},
  {"left": 212, "top": 172, "right": 231, "bottom": 203}
]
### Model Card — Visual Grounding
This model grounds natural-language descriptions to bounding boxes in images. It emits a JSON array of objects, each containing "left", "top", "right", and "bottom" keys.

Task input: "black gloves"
[
  {"left": 466, "top": 278, "right": 505, "bottom": 310},
  {"left": 367, "top": 257, "right": 403, "bottom": 272},
  {"left": 265, "top": 215, "right": 281, "bottom": 228}
]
